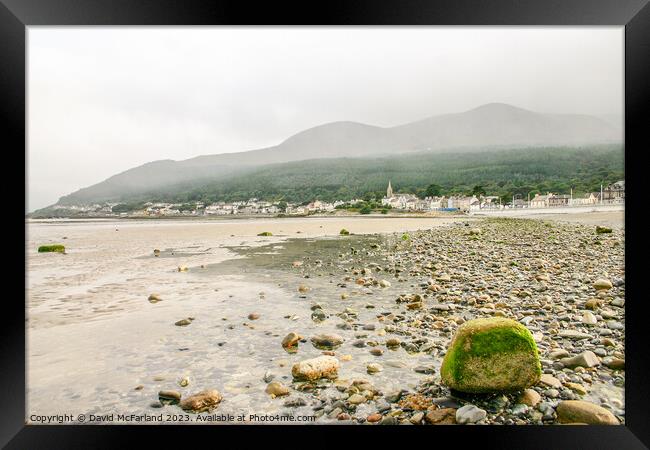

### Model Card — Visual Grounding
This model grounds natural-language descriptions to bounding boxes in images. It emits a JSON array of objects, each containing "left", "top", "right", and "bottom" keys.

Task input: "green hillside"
[
  {"left": 146, "top": 145, "right": 623, "bottom": 205},
  {"left": 35, "top": 145, "right": 623, "bottom": 215}
]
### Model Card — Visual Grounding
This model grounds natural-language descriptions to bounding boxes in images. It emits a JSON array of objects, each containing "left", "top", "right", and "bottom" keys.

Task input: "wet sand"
[
  {"left": 26, "top": 216, "right": 467, "bottom": 420},
  {"left": 27, "top": 217, "right": 468, "bottom": 327}
]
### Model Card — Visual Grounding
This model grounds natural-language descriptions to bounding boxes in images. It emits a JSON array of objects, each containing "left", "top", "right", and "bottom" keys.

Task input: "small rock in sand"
[
  {"left": 179, "top": 389, "right": 223, "bottom": 413},
  {"left": 281, "top": 332, "right": 302, "bottom": 349},
  {"left": 556, "top": 400, "right": 619, "bottom": 425},
  {"left": 291, "top": 356, "right": 340, "bottom": 381},
  {"left": 456, "top": 404, "right": 486, "bottom": 424},
  {"left": 519, "top": 388, "right": 541, "bottom": 407},
  {"left": 379, "top": 280, "right": 391, "bottom": 288},
  {"left": 603, "top": 357, "right": 625, "bottom": 370},
  {"left": 385, "top": 338, "right": 401, "bottom": 348},
  {"left": 367, "top": 413, "right": 382, "bottom": 423},
  {"left": 310, "top": 334, "right": 345, "bottom": 349},
  {"left": 593, "top": 278, "right": 613, "bottom": 291},
  {"left": 560, "top": 351, "right": 601, "bottom": 368},
  {"left": 348, "top": 394, "right": 366, "bottom": 405},
  {"left": 265, "top": 381, "right": 290, "bottom": 397},
  {"left": 425, "top": 408, "right": 457, "bottom": 425},
  {"left": 582, "top": 311, "right": 598, "bottom": 325},
  {"left": 158, "top": 390, "right": 181, "bottom": 404},
  {"left": 539, "top": 374, "right": 562, "bottom": 389}
]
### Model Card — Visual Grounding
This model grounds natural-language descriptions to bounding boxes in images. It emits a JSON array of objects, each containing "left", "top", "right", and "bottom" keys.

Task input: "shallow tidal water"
[{"left": 27, "top": 218, "right": 459, "bottom": 424}]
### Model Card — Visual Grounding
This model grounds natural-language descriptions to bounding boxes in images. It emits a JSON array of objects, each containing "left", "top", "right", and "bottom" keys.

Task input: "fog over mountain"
[
  {"left": 28, "top": 28, "right": 624, "bottom": 212},
  {"left": 54, "top": 103, "right": 621, "bottom": 206}
]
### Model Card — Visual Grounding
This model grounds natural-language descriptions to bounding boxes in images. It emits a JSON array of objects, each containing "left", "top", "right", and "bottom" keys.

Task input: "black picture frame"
[{"left": 3, "top": 0, "right": 649, "bottom": 447}]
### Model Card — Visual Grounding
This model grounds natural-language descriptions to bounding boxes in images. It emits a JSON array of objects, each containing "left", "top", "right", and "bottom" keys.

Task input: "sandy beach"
[
  {"left": 26, "top": 210, "right": 624, "bottom": 424},
  {"left": 27, "top": 216, "right": 470, "bottom": 326},
  {"left": 26, "top": 216, "right": 467, "bottom": 418}
]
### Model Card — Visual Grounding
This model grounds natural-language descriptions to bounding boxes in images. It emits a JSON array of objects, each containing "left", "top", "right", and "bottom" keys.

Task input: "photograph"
[{"left": 25, "top": 26, "right": 626, "bottom": 427}]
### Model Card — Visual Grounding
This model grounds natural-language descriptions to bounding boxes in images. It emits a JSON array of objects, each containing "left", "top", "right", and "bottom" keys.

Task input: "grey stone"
[
  {"left": 456, "top": 404, "right": 487, "bottom": 424},
  {"left": 560, "top": 351, "right": 601, "bottom": 368}
]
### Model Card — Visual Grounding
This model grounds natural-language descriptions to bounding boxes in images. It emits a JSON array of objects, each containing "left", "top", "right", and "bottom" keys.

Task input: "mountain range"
[{"left": 51, "top": 103, "right": 622, "bottom": 207}]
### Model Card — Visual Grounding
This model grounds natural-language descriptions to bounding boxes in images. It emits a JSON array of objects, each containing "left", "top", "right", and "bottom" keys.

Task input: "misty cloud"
[{"left": 27, "top": 27, "right": 623, "bottom": 211}]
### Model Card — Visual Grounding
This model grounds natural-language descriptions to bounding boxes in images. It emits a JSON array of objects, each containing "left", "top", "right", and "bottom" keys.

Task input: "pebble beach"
[{"left": 26, "top": 211, "right": 624, "bottom": 425}]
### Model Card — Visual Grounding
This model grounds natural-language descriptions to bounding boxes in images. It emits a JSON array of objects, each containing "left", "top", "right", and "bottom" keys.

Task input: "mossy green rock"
[
  {"left": 441, "top": 317, "right": 541, "bottom": 393},
  {"left": 257, "top": 232, "right": 273, "bottom": 236},
  {"left": 38, "top": 244, "right": 65, "bottom": 253}
]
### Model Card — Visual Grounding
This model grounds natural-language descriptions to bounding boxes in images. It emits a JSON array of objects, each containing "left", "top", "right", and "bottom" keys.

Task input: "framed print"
[{"left": 3, "top": 0, "right": 649, "bottom": 447}]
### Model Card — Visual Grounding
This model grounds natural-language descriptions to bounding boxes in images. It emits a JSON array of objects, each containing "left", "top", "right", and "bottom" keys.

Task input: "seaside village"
[{"left": 50, "top": 180, "right": 624, "bottom": 218}]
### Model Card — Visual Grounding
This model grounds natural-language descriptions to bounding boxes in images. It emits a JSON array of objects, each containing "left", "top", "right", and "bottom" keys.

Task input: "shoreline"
[
  {"left": 26, "top": 212, "right": 465, "bottom": 223},
  {"left": 27, "top": 203, "right": 624, "bottom": 223}
]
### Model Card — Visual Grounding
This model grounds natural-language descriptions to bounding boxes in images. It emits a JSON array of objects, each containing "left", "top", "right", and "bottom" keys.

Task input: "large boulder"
[{"left": 440, "top": 317, "right": 541, "bottom": 393}]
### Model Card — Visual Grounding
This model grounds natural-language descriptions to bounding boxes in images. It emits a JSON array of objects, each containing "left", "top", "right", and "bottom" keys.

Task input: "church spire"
[{"left": 387, "top": 180, "right": 393, "bottom": 198}]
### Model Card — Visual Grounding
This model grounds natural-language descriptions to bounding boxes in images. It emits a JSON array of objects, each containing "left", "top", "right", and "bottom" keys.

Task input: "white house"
[
  {"left": 530, "top": 193, "right": 552, "bottom": 208},
  {"left": 425, "top": 196, "right": 446, "bottom": 209},
  {"left": 447, "top": 196, "right": 476, "bottom": 212},
  {"left": 570, "top": 193, "right": 598, "bottom": 206}
]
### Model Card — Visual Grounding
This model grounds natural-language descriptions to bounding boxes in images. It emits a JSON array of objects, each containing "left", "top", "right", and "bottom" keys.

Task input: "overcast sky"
[{"left": 27, "top": 27, "right": 623, "bottom": 211}]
